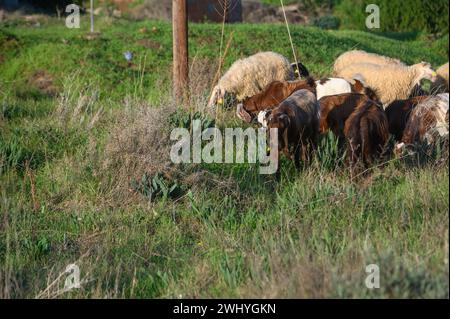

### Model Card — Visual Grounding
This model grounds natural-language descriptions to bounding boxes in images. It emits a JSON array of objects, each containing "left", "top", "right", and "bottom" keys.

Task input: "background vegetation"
[
  {"left": 262, "top": 0, "right": 448, "bottom": 34},
  {"left": 334, "top": 0, "right": 449, "bottom": 34}
]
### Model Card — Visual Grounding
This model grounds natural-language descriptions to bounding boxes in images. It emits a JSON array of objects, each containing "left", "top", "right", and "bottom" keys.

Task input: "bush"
[
  {"left": 334, "top": 0, "right": 449, "bottom": 34},
  {"left": 131, "top": 172, "right": 182, "bottom": 202},
  {"left": 312, "top": 15, "right": 341, "bottom": 30},
  {"left": 23, "top": 0, "right": 86, "bottom": 10}
]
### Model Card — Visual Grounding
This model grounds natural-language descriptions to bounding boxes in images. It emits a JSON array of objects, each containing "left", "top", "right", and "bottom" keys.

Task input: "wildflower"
[{"left": 124, "top": 51, "right": 133, "bottom": 62}]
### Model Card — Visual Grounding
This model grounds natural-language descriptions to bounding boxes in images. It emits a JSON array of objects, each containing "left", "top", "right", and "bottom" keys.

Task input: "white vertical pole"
[{"left": 90, "top": 0, "right": 94, "bottom": 33}]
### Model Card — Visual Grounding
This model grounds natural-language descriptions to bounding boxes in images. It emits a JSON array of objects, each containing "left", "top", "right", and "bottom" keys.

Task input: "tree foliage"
[
  {"left": 23, "top": 0, "right": 87, "bottom": 10},
  {"left": 334, "top": 0, "right": 449, "bottom": 34}
]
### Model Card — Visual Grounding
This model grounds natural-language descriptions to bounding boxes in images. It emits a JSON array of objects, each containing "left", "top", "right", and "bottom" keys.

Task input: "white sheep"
[
  {"left": 430, "top": 62, "right": 449, "bottom": 94},
  {"left": 335, "top": 62, "right": 437, "bottom": 107},
  {"left": 333, "top": 49, "right": 404, "bottom": 75},
  {"left": 207, "top": 51, "right": 295, "bottom": 108}
]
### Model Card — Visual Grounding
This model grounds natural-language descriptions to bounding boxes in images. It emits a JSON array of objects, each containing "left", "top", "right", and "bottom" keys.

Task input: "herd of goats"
[{"left": 207, "top": 50, "right": 449, "bottom": 168}]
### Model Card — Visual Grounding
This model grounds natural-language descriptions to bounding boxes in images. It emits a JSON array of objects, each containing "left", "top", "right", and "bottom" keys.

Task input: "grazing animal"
[
  {"left": 316, "top": 77, "right": 367, "bottom": 100},
  {"left": 291, "top": 62, "right": 310, "bottom": 78},
  {"left": 409, "top": 83, "right": 429, "bottom": 98},
  {"left": 430, "top": 62, "right": 449, "bottom": 94},
  {"left": 257, "top": 108, "right": 272, "bottom": 127},
  {"left": 266, "top": 89, "right": 319, "bottom": 170},
  {"left": 336, "top": 62, "right": 437, "bottom": 106},
  {"left": 237, "top": 77, "right": 374, "bottom": 123},
  {"left": 333, "top": 49, "right": 405, "bottom": 75},
  {"left": 236, "top": 77, "right": 316, "bottom": 122},
  {"left": 398, "top": 93, "right": 449, "bottom": 150},
  {"left": 208, "top": 51, "right": 303, "bottom": 108},
  {"left": 318, "top": 92, "right": 379, "bottom": 140},
  {"left": 385, "top": 95, "right": 430, "bottom": 141},
  {"left": 344, "top": 100, "right": 389, "bottom": 166}
]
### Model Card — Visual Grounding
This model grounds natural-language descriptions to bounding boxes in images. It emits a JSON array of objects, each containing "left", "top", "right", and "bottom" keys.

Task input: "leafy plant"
[
  {"left": 312, "top": 15, "right": 341, "bottom": 30},
  {"left": 131, "top": 172, "right": 182, "bottom": 202},
  {"left": 334, "top": 0, "right": 449, "bottom": 34},
  {"left": 168, "top": 110, "right": 215, "bottom": 131}
]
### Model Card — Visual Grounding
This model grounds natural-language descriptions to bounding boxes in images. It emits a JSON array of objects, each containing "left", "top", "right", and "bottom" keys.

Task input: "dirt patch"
[
  {"left": 129, "top": 0, "right": 171, "bottom": 21},
  {"left": 104, "top": 0, "right": 134, "bottom": 12},
  {"left": 136, "top": 38, "right": 162, "bottom": 50},
  {"left": 28, "top": 70, "right": 58, "bottom": 96},
  {"left": 0, "top": 31, "right": 20, "bottom": 52},
  {"left": 242, "top": 1, "right": 308, "bottom": 24}
]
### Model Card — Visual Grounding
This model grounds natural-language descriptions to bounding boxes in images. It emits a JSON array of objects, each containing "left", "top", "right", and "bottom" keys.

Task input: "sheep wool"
[
  {"left": 333, "top": 50, "right": 404, "bottom": 75},
  {"left": 208, "top": 51, "right": 295, "bottom": 107},
  {"left": 430, "top": 62, "right": 449, "bottom": 94},
  {"left": 335, "top": 62, "right": 436, "bottom": 107}
]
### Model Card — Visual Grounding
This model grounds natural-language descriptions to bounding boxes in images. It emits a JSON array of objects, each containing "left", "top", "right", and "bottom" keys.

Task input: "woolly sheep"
[
  {"left": 430, "top": 62, "right": 449, "bottom": 94},
  {"left": 335, "top": 62, "right": 437, "bottom": 107},
  {"left": 207, "top": 51, "right": 296, "bottom": 108},
  {"left": 333, "top": 49, "right": 404, "bottom": 75}
]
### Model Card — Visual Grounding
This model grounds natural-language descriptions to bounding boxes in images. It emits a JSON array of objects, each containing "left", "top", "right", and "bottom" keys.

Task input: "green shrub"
[
  {"left": 131, "top": 172, "right": 182, "bottom": 202},
  {"left": 23, "top": 0, "right": 86, "bottom": 10},
  {"left": 334, "top": 0, "right": 449, "bottom": 34},
  {"left": 312, "top": 15, "right": 341, "bottom": 30},
  {"left": 168, "top": 109, "right": 215, "bottom": 131}
]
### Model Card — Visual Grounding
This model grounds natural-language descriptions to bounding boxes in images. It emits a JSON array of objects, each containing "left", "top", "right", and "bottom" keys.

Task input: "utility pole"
[
  {"left": 90, "top": 0, "right": 94, "bottom": 33},
  {"left": 172, "top": 0, "right": 189, "bottom": 103}
]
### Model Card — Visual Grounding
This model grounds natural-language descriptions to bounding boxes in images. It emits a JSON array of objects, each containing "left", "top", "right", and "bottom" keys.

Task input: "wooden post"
[{"left": 172, "top": 0, "right": 189, "bottom": 103}]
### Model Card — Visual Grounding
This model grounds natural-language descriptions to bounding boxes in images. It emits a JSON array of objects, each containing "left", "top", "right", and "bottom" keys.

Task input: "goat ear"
[
  {"left": 282, "top": 125, "right": 289, "bottom": 152},
  {"left": 279, "top": 114, "right": 290, "bottom": 128},
  {"left": 306, "top": 76, "right": 316, "bottom": 88}
]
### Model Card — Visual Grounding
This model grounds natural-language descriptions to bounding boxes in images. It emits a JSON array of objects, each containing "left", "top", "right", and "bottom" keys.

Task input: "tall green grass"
[{"left": 0, "top": 16, "right": 448, "bottom": 298}]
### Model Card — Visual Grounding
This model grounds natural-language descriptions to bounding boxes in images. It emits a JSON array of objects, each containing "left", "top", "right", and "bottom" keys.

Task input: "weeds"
[
  {"left": 0, "top": 16, "right": 448, "bottom": 299},
  {"left": 131, "top": 172, "right": 183, "bottom": 202}
]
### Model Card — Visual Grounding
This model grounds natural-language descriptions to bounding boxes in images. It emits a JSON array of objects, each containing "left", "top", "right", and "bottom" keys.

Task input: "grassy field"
[{"left": 0, "top": 15, "right": 448, "bottom": 298}]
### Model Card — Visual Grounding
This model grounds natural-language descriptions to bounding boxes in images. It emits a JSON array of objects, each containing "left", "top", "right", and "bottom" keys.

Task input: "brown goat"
[
  {"left": 385, "top": 95, "right": 429, "bottom": 141},
  {"left": 267, "top": 89, "right": 319, "bottom": 170},
  {"left": 344, "top": 100, "right": 389, "bottom": 166},
  {"left": 348, "top": 78, "right": 380, "bottom": 103},
  {"left": 236, "top": 77, "right": 316, "bottom": 123},
  {"left": 318, "top": 93, "right": 376, "bottom": 141}
]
